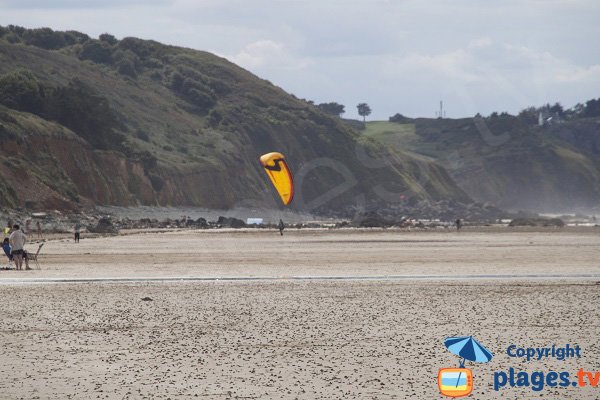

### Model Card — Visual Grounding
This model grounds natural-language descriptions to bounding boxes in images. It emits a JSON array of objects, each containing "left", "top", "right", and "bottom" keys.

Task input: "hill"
[
  {"left": 362, "top": 116, "right": 600, "bottom": 212},
  {"left": 0, "top": 26, "right": 470, "bottom": 214}
]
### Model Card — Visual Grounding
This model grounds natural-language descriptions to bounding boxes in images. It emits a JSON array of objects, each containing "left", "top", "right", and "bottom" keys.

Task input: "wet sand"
[{"left": 0, "top": 228, "right": 599, "bottom": 399}]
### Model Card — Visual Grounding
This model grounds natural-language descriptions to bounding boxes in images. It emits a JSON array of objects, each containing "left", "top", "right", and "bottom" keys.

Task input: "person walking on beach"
[
  {"left": 9, "top": 224, "right": 29, "bottom": 270},
  {"left": 74, "top": 222, "right": 81, "bottom": 243},
  {"left": 278, "top": 219, "right": 285, "bottom": 236}
]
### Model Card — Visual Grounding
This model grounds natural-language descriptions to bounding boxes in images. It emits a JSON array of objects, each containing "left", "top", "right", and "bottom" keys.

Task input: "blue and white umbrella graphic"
[
  {"left": 444, "top": 336, "right": 493, "bottom": 388},
  {"left": 444, "top": 336, "right": 493, "bottom": 365}
]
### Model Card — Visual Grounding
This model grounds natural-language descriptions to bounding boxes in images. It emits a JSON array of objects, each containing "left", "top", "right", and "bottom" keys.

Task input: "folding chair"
[
  {"left": 26, "top": 243, "right": 44, "bottom": 270},
  {"left": 3, "top": 258, "right": 13, "bottom": 270}
]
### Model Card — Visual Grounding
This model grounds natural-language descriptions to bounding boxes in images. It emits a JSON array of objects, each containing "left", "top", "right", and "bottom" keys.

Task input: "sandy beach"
[
  {"left": 0, "top": 227, "right": 599, "bottom": 399},
  {"left": 1, "top": 226, "right": 599, "bottom": 279}
]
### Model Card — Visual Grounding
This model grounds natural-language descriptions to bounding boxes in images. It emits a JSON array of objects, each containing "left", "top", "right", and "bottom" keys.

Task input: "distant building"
[{"left": 538, "top": 108, "right": 563, "bottom": 126}]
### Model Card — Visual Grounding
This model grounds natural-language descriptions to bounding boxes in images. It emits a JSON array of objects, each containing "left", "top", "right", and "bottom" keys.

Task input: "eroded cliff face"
[
  {"left": 0, "top": 109, "right": 265, "bottom": 210},
  {"left": 0, "top": 130, "right": 149, "bottom": 209},
  {"left": 0, "top": 31, "right": 472, "bottom": 213}
]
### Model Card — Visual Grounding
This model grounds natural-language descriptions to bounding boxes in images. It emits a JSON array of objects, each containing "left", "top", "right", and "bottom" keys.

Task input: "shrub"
[
  {"left": 117, "top": 58, "right": 137, "bottom": 78},
  {"left": 79, "top": 40, "right": 113, "bottom": 64},
  {"left": 65, "top": 30, "right": 90, "bottom": 45},
  {"left": 0, "top": 69, "right": 45, "bottom": 113},
  {"left": 22, "top": 28, "right": 68, "bottom": 50},
  {"left": 4, "top": 33, "right": 21, "bottom": 44},
  {"left": 99, "top": 33, "right": 118, "bottom": 45},
  {"left": 169, "top": 71, "right": 184, "bottom": 91},
  {"left": 389, "top": 113, "right": 411, "bottom": 123},
  {"left": 118, "top": 37, "right": 158, "bottom": 59},
  {"left": 135, "top": 129, "right": 150, "bottom": 141}
]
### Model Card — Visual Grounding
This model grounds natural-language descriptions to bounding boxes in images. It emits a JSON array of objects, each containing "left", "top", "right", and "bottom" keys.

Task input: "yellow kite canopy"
[{"left": 259, "top": 152, "right": 294, "bottom": 206}]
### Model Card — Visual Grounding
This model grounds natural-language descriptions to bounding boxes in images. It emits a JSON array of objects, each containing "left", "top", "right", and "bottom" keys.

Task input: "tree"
[
  {"left": 389, "top": 113, "right": 410, "bottom": 123},
  {"left": 549, "top": 102, "right": 564, "bottom": 117},
  {"left": 99, "top": 33, "right": 118, "bottom": 45},
  {"left": 584, "top": 98, "right": 600, "bottom": 118},
  {"left": 79, "top": 40, "right": 113, "bottom": 64},
  {"left": 565, "top": 103, "right": 585, "bottom": 120},
  {"left": 517, "top": 107, "right": 537, "bottom": 125},
  {"left": 22, "top": 28, "right": 67, "bottom": 50},
  {"left": 0, "top": 69, "right": 45, "bottom": 114},
  {"left": 357, "top": 103, "right": 371, "bottom": 122},
  {"left": 317, "top": 102, "right": 345, "bottom": 117}
]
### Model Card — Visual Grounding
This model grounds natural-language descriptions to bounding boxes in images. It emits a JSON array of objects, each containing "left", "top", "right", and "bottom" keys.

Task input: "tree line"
[
  {"left": 313, "top": 101, "right": 372, "bottom": 121},
  {"left": 313, "top": 97, "right": 600, "bottom": 124}
]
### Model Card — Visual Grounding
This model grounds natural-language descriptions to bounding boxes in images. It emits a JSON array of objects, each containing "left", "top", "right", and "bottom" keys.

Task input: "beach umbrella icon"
[
  {"left": 439, "top": 336, "right": 493, "bottom": 396},
  {"left": 444, "top": 336, "right": 493, "bottom": 366}
]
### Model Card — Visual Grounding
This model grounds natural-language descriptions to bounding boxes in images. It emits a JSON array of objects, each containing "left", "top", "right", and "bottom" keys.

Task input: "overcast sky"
[{"left": 1, "top": 0, "right": 599, "bottom": 119}]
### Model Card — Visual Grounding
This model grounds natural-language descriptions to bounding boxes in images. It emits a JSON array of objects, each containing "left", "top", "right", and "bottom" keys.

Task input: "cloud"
[
  {"left": 383, "top": 40, "right": 600, "bottom": 87},
  {"left": 228, "top": 40, "right": 313, "bottom": 71},
  {"left": 384, "top": 49, "right": 481, "bottom": 83},
  {"left": 468, "top": 37, "right": 492, "bottom": 49},
  {"left": 0, "top": 0, "right": 171, "bottom": 9},
  {"left": 503, "top": 44, "right": 600, "bottom": 84}
]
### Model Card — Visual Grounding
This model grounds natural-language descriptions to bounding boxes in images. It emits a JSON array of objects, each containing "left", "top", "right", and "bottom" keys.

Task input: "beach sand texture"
[{"left": 0, "top": 228, "right": 599, "bottom": 399}]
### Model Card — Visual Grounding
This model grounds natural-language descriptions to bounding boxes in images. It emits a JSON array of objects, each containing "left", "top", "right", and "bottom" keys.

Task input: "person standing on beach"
[
  {"left": 9, "top": 224, "right": 29, "bottom": 270},
  {"left": 4, "top": 222, "right": 12, "bottom": 238},
  {"left": 455, "top": 218, "right": 462, "bottom": 231},
  {"left": 74, "top": 222, "right": 81, "bottom": 243},
  {"left": 278, "top": 219, "right": 285, "bottom": 236},
  {"left": 25, "top": 219, "right": 31, "bottom": 234},
  {"left": 36, "top": 221, "right": 42, "bottom": 239}
]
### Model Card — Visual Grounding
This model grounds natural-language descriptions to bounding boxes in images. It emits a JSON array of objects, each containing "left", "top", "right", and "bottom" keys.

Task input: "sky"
[{"left": 1, "top": 0, "right": 599, "bottom": 119}]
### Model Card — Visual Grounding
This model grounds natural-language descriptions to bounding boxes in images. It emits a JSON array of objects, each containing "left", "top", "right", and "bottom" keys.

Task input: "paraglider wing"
[{"left": 259, "top": 152, "right": 294, "bottom": 206}]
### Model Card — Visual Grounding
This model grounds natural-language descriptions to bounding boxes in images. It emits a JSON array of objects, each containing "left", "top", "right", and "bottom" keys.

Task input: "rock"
[
  {"left": 509, "top": 218, "right": 565, "bottom": 227},
  {"left": 88, "top": 217, "right": 118, "bottom": 234},
  {"left": 194, "top": 217, "right": 209, "bottom": 228},
  {"left": 352, "top": 211, "right": 391, "bottom": 228},
  {"left": 216, "top": 216, "right": 246, "bottom": 228},
  {"left": 141, "top": 297, "right": 153, "bottom": 301}
]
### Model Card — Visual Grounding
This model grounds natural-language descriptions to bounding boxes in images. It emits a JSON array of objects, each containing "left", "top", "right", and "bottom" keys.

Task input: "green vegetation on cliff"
[{"left": 0, "top": 25, "right": 470, "bottom": 212}]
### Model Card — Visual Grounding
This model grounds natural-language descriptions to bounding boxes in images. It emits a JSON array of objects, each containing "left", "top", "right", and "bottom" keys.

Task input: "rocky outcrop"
[{"left": 508, "top": 218, "right": 565, "bottom": 227}]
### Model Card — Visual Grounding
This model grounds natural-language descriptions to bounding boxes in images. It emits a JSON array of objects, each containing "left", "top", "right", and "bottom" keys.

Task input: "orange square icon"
[{"left": 438, "top": 368, "right": 473, "bottom": 398}]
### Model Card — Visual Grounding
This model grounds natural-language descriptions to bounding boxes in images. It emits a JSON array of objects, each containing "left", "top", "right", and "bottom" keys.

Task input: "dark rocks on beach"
[
  {"left": 194, "top": 217, "right": 208, "bottom": 228},
  {"left": 87, "top": 217, "right": 119, "bottom": 234},
  {"left": 345, "top": 199, "right": 507, "bottom": 224},
  {"left": 217, "top": 216, "right": 246, "bottom": 228},
  {"left": 353, "top": 211, "right": 392, "bottom": 228},
  {"left": 508, "top": 218, "right": 565, "bottom": 227}
]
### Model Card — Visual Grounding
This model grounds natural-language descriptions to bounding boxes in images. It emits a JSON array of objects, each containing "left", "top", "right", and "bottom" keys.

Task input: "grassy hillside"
[
  {"left": 363, "top": 117, "right": 600, "bottom": 212},
  {"left": 0, "top": 26, "right": 470, "bottom": 213}
]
